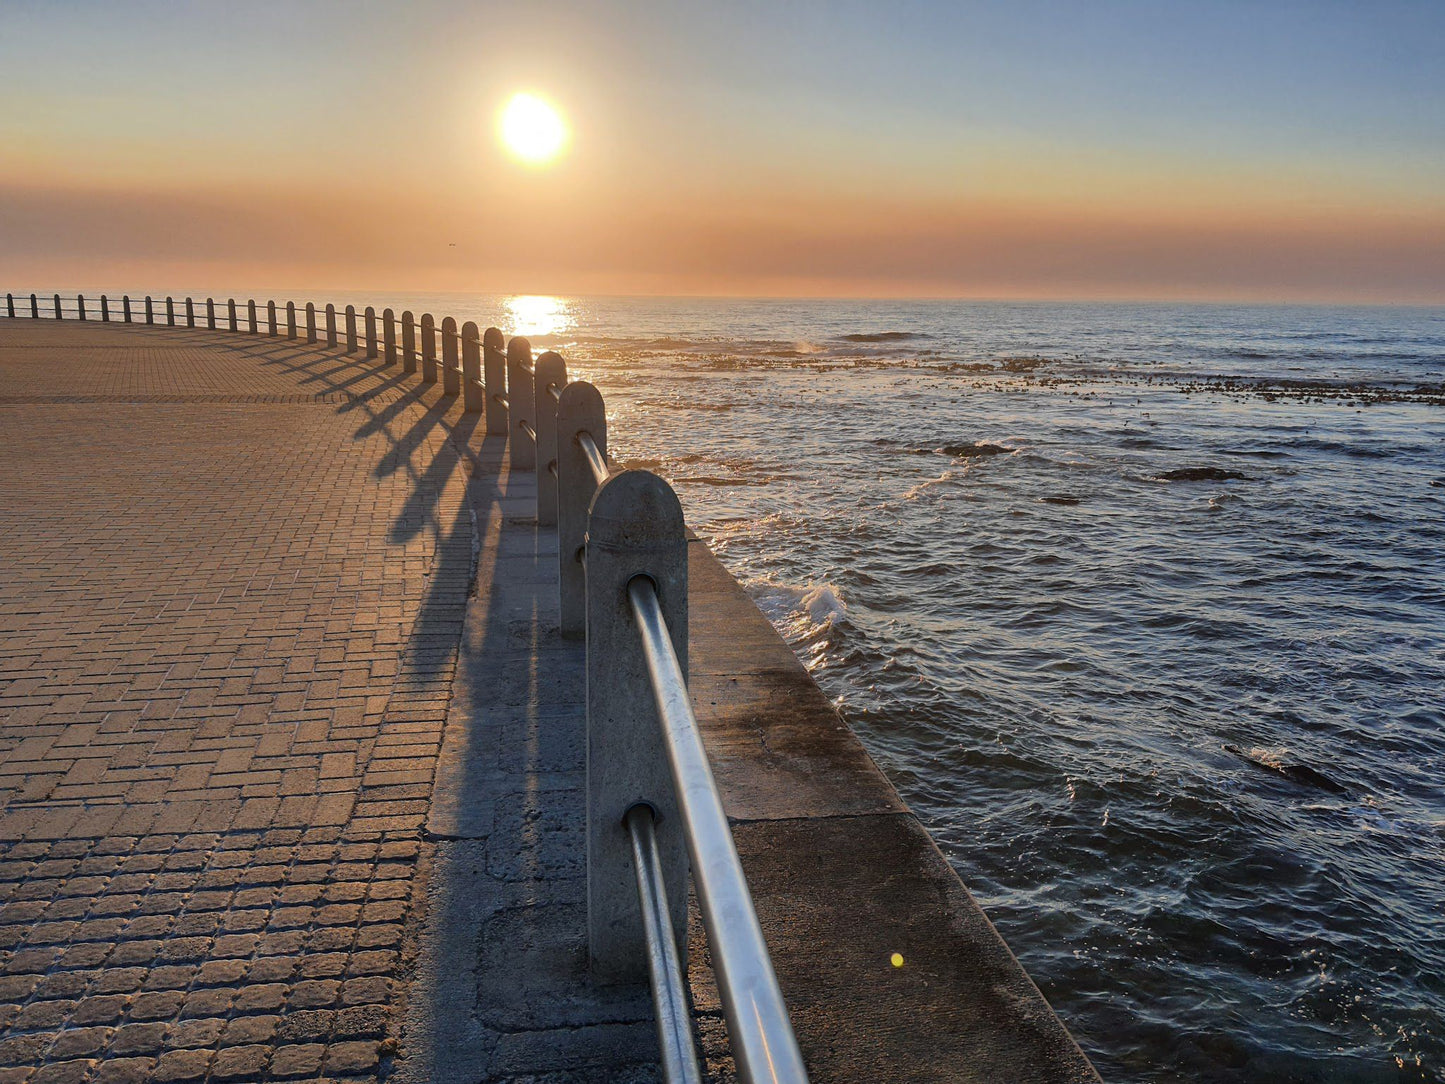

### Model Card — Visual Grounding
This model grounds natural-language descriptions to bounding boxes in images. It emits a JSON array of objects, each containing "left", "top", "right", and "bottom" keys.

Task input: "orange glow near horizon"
[{"left": 1, "top": 4, "right": 1441, "bottom": 303}]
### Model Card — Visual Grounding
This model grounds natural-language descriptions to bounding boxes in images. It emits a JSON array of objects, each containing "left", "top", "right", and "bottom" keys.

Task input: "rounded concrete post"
[
  {"left": 100, "top": 296, "right": 109, "bottom": 322},
  {"left": 401, "top": 311, "right": 417, "bottom": 374},
  {"left": 185, "top": 298, "right": 194, "bottom": 327},
  {"left": 441, "top": 317, "right": 459, "bottom": 396},
  {"left": 364, "top": 306, "right": 377, "bottom": 359},
  {"left": 534, "top": 351, "right": 568, "bottom": 528},
  {"left": 53, "top": 294, "right": 62, "bottom": 320},
  {"left": 326, "top": 304, "right": 337, "bottom": 348},
  {"left": 167, "top": 297, "right": 176, "bottom": 326},
  {"left": 420, "top": 314, "right": 437, "bottom": 382},
  {"left": 460, "top": 323, "right": 483, "bottom": 412},
  {"left": 306, "top": 302, "right": 317, "bottom": 344},
  {"left": 5, "top": 294, "right": 13, "bottom": 318},
  {"left": 30, "top": 294, "right": 39, "bottom": 319},
  {"left": 557, "top": 380, "right": 607, "bottom": 639},
  {"left": 345, "top": 305, "right": 357, "bottom": 352},
  {"left": 507, "top": 336, "right": 537, "bottom": 470},
  {"left": 286, "top": 301, "right": 297, "bottom": 340},
  {"left": 204, "top": 298, "right": 214, "bottom": 329},
  {"left": 383, "top": 308, "right": 397, "bottom": 365},
  {"left": 483, "top": 328, "right": 507, "bottom": 435},
  {"left": 247, "top": 299, "right": 257, "bottom": 333},
  {"left": 144, "top": 296, "right": 154, "bottom": 325},
  {"left": 77, "top": 295, "right": 86, "bottom": 321},
  {"left": 228, "top": 299, "right": 238, "bottom": 332},
  {"left": 585, "top": 469, "right": 690, "bottom": 983},
  {"left": 123, "top": 296, "right": 132, "bottom": 323},
  {"left": 267, "top": 300, "right": 278, "bottom": 336}
]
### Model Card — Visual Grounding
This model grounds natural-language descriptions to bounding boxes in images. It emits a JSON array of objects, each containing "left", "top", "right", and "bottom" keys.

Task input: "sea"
[{"left": 271, "top": 294, "right": 1445, "bottom": 1081}]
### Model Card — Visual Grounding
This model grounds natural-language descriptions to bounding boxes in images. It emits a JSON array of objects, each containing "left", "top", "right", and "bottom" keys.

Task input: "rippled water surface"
[{"left": 365, "top": 296, "right": 1445, "bottom": 1082}]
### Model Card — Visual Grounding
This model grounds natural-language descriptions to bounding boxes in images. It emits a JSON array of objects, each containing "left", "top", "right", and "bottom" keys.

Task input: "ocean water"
[{"left": 325, "top": 295, "right": 1445, "bottom": 1080}]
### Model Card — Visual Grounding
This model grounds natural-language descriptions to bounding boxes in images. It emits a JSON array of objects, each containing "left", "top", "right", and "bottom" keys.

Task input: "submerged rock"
[{"left": 1159, "top": 467, "right": 1249, "bottom": 482}]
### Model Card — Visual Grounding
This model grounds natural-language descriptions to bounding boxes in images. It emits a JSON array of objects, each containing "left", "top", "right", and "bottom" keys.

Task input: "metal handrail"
[
  {"left": 626, "top": 804, "right": 704, "bottom": 1084},
  {"left": 577, "top": 430, "right": 608, "bottom": 486},
  {"left": 628, "top": 577, "right": 808, "bottom": 1084}
]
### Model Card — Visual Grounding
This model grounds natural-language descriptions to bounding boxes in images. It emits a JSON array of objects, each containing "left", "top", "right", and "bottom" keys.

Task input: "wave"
[
  {"left": 747, "top": 579, "right": 849, "bottom": 665},
  {"left": 839, "top": 331, "right": 930, "bottom": 343}
]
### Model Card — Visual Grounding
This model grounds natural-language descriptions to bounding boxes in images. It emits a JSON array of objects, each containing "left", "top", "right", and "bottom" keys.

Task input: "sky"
[{"left": 2, "top": 0, "right": 1443, "bottom": 302}]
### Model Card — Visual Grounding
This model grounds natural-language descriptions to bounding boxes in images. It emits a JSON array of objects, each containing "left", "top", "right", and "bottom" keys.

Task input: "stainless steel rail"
[
  {"left": 626, "top": 804, "right": 704, "bottom": 1084},
  {"left": 627, "top": 577, "right": 808, "bottom": 1084},
  {"left": 577, "top": 430, "right": 608, "bottom": 486}
]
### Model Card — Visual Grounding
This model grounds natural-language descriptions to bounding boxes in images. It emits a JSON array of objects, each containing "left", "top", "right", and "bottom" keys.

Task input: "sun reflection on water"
[{"left": 503, "top": 295, "right": 573, "bottom": 339}]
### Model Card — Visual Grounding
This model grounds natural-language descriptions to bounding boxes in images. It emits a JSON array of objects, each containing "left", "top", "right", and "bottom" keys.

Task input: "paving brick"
[{"left": 0, "top": 324, "right": 472, "bottom": 1081}]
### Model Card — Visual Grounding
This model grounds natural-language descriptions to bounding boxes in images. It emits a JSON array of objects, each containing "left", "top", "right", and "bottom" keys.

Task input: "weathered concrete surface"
[
  {"left": 397, "top": 443, "right": 666, "bottom": 1083},
  {"left": 0, "top": 320, "right": 475, "bottom": 1082}
]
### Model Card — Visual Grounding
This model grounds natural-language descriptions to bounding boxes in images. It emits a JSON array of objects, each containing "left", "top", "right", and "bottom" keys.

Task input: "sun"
[{"left": 499, "top": 93, "right": 568, "bottom": 166}]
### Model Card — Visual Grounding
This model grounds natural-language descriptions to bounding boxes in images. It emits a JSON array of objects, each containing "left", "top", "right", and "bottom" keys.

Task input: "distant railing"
[{"left": 1, "top": 289, "right": 809, "bottom": 1084}]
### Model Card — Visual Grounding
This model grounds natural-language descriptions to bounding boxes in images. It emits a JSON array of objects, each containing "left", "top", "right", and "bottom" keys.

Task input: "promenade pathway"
[{"left": 0, "top": 322, "right": 474, "bottom": 1083}]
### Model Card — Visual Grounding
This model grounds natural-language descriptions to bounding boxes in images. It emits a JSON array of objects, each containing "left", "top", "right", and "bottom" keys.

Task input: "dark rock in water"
[
  {"left": 940, "top": 442, "right": 1013, "bottom": 458},
  {"left": 1224, "top": 744, "right": 1347, "bottom": 794},
  {"left": 1040, "top": 495, "right": 1082, "bottom": 505},
  {"left": 1432, "top": 478, "right": 1445, "bottom": 488},
  {"left": 1159, "top": 467, "right": 1249, "bottom": 482}
]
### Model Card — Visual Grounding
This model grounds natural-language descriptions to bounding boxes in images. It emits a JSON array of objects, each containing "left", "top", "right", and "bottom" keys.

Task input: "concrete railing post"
[
  {"left": 345, "top": 305, "right": 357, "bottom": 352},
  {"left": 5, "top": 294, "right": 13, "bottom": 318},
  {"left": 123, "top": 296, "right": 132, "bottom": 324},
  {"left": 462, "top": 322, "right": 484, "bottom": 413},
  {"left": 420, "top": 315, "right": 437, "bottom": 382},
  {"left": 206, "top": 298, "right": 216, "bottom": 330},
  {"left": 144, "top": 296, "right": 154, "bottom": 325},
  {"left": 100, "top": 296, "right": 109, "bottom": 322},
  {"left": 557, "top": 380, "right": 607, "bottom": 639},
  {"left": 483, "top": 328, "right": 507, "bottom": 435},
  {"left": 401, "top": 311, "right": 417, "bottom": 374},
  {"left": 185, "top": 297, "right": 194, "bottom": 328},
  {"left": 286, "top": 301, "right": 297, "bottom": 340},
  {"left": 383, "top": 308, "right": 397, "bottom": 365},
  {"left": 228, "top": 299, "right": 238, "bottom": 332},
  {"left": 441, "top": 317, "right": 459, "bottom": 395},
  {"left": 267, "top": 301, "right": 278, "bottom": 336},
  {"left": 326, "top": 304, "right": 337, "bottom": 348},
  {"left": 53, "top": 294, "right": 62, "bottom": 320},
  {"left": 534, "top": 351, "right": 567, "bottom": 527},
  {"left": 248, "top": 299, "right": 257, "bottom": 333},
  {"left": 585, "top": 469, "right": 690, "bottom": 982},
  {"left": 306, "top": 302, "right": 317, "bottom": 344},
  {"left": 507, "top": 337, "right": 537, "bottom": 469},
  {"left": 167, "top": 297, "right": 176, "bottom": 326},
  {"left": 77, "top": 295, "right": 86, "bottom": 321},
  {"left": 364, "top": 307, "right": 377, "bottom": 359},
  {"left": 30, "top": 294, "right": 38, "bottom": 319}
]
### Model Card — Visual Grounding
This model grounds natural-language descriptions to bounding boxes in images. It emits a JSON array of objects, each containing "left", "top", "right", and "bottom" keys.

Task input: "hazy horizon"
[{"left": 3, "top": 0, "right": 1443, "bottom": 303}]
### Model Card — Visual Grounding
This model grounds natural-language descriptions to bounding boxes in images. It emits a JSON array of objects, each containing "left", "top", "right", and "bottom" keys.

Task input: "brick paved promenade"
[{"left": 0, "top": 321, "right": 475, "bottom": 1083}]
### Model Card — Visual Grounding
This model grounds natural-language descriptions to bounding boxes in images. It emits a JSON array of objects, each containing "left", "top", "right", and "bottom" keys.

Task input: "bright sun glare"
[{"left": 499, "top": 93, "right": 568, "bottom": 165}]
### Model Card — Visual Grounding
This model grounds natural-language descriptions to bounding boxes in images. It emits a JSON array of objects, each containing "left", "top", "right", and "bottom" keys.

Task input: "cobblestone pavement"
[{"left": 0, "top": 321, "right": 475, "bottom": 1082}]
